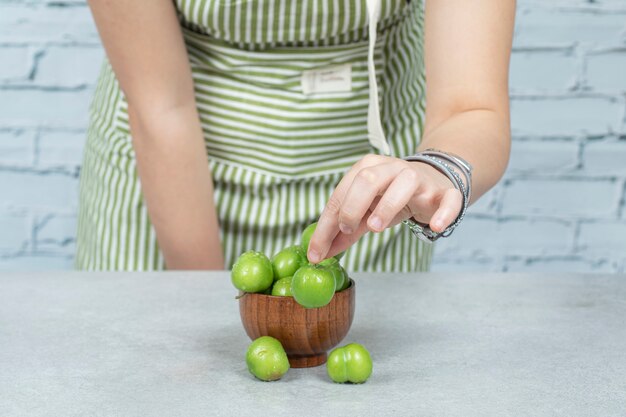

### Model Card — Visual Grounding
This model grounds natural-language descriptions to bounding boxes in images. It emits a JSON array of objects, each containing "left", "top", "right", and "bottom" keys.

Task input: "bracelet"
[
  {"left": 421, "top": 149, "right": 473, "bottom": 203},
  {"left": 402, "top": 152, "right": 472, "bottom": 242}
]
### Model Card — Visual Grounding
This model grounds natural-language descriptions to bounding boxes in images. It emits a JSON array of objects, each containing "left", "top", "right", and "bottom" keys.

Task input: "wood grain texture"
[{"left": 239, "top": 280, "right": 355, "bottom": 368}]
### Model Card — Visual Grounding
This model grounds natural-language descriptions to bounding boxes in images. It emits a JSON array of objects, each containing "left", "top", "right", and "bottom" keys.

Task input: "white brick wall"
[
  {"left": 0, "top": 1, "right": 99, "bottom": 270},
  {"left": 0, "top": 0, "right": 625, "bottom": 272}
]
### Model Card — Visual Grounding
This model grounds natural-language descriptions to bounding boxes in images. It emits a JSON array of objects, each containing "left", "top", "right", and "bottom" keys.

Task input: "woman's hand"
[
  {"left": 307, "top": 154, "right": 462, "bottom": 263},
  {"left": 308, "top": 0, "right": 516, "bottom": 264}
]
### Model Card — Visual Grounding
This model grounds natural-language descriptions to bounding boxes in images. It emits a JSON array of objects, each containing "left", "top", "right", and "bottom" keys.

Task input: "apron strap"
[{"left": 366, "top": 0, "right": 391, "bottom": 155}]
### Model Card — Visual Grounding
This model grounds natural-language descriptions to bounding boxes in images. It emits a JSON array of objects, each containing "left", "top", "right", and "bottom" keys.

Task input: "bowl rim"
[{"left": 238, "top": 278, "right": 354, "bottom": 300}]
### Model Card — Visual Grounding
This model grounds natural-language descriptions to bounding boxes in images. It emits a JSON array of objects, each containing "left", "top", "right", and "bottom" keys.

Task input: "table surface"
[{"left": 1, "top": 272, "right": 625, "bottom": 417}]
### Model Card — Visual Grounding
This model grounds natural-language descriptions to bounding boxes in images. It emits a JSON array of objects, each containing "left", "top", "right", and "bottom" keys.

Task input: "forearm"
[
  {"left": 130, "top": 104, "right": 224, "bottom": 270},
  {"left": 418, "top": 107, "right": 511, "bottom": 203},
  {"left": 420, "top": 0, "right": 515, "bottom": 205},
  {"left": 86, "top": 0, "right": 223, "bottom": 268}
]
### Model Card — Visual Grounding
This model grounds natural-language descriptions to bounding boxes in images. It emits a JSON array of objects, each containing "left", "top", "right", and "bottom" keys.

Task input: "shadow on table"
[{"left": 309, "top": 321, "right": 436, "bottom": 385}]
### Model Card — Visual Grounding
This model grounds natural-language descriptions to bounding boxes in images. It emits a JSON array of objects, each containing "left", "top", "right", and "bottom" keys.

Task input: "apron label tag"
[{"left": 301, "top": 64, "right": 352, "bottom": 95}]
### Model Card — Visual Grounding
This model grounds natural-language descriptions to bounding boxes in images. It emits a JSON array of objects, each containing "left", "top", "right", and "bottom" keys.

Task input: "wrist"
[
  {"left": 419, "top": 148, "right": 473, "bottom": 201},
  {"left": 402, "top": 150, "right": 472, "bottom": 242}
]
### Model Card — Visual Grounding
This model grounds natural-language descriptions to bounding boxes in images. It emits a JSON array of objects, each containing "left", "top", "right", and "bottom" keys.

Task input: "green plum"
[
  {"left": 301, "top": 221, "right": 345, "bottom": 262},
  {"left": 326, "top": 343, "right": 373, "bottom": 383},
  {"left": 246, "top": 336, "right": 290, "bottom": 381},
  {"left": 300, "top": 222, "right": 317, "bottom": 254},
  {"left": 271, "top": 245, "right": 306, "bottom": 281},
  {"left": 291, "top": 264, "right": 335, "bottom": 308},
  {"left": 338, "top": 271, "right": 351, "bottom": 291},
  {"left": 231, "top": 251, "right": 273, "bottom": 293},
  {"left": 319, "top": 257, "right": 345, "bottom": 291},
  {"left": 271, "top": 277, "right": 293, "bottom": 297}
]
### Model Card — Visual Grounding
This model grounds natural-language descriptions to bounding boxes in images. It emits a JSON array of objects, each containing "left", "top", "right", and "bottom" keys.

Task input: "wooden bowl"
[{"left": 239, "top": 280, "right": 355, "bottom": 368}]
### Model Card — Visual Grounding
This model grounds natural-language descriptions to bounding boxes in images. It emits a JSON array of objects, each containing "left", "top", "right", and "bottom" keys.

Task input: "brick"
[
  {"left": 507, "top": 139, "right": 579, "bottom": 173},
  {"left": 0, "top": 46, "right": 32, "bottom": 81},
  {"left": 580, "top": 0, "right": 626, "bottom": 10},
  {"left": 510, "top": 97, "right": 620, "bottom": 137},
  {"left": 35, "top": 46, "right": 103, "bottom": 87},
  {"left": 430, "top": 257, "right": 504, "bottom": 273},
  {"left": 34, "top": 213, "right": 76, "bottom": 254},
  {"left": 0, "top": 88, "right": 92, "bottom": 129},
  {"left": 434, "top": 216, "right": 574, "bottom": 257},
  {"left": 578, "top": 220, "right": 626, "bottom": 254},
  {"left": 557, "top": 1, "right": 626, "bottom": 11},
  {"left": 0, "top": 4, "right": 99, "bottom": 44},
  {"left": 0, "top": 171, "right": 78, "bottom": 209},
  {"left": 515, "top": 0, "right": 626, "bottom": 11},
  {"left": 514, "top": 7, "right": 626, "bottom": 48},
  {"left": 0, "top": 130, "right": 35, "bottom": 166},
  {"left": 37, "top": 130, "right": 85, "bottom": 168},
  {"left": 509, "top": 51, "right": 578, "bottom": 92},
  {"left": 583, "top": 139, "right": 626, "bottom": 175},
  {"left": 0, "top": 211, "right": 30, "bottom": 253},
  {"left": 0, "top": 255, "right": 74, "bottom": 271},
  {"left": 470, "top": 185, "right": 500, "bottom": 215},
  {"left": 505, "top": 257, "right": 615, "bottom": 273},
  {"left": 586, "top": 52, "right": 626, "bottom": 93},
  {"left": 502, "top": 179, "right": 620, "bottom": 218}
]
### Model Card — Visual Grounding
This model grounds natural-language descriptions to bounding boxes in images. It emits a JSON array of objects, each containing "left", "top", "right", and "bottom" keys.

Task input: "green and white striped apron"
[{"left": 75, "top": 0, "right": 433, "bottom": 271}]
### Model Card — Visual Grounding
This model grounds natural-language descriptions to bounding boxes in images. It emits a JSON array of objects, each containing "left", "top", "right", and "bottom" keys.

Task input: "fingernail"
[
  {"left": 369, "top": 215, "right": 383, "bottom": 231},
  {"left": 308, "top": 249, "right": 320, "bottom": 263},
  {"left": 339, "top": 223, "right": 353, "bottom": 234}
]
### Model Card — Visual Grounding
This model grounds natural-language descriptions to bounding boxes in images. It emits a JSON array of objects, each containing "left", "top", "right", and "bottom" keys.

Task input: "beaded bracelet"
[
  {"left": 421, "top": 149, "right": 473, "bottom": 203},
  {"left": 402, "top": 153, "right": 471, "bottom": 243}
]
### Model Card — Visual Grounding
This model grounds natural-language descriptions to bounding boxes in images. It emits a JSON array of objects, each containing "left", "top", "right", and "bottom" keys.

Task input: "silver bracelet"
[
  {"left": 402, "top": 151, "right": 472, "bottom": 243},
  {"left": 421, "top": 149, "right": 473, "bottom": 202}
]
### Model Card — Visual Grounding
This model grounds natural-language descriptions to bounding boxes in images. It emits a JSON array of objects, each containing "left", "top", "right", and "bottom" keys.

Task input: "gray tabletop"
[{"left": 1, "top": 272, "right": 625, "bottom": 417}]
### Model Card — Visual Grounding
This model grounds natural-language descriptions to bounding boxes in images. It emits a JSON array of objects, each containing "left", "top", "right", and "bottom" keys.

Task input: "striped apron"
[{"left": 75, "top": 0, "right": 433, "bottom": 271}]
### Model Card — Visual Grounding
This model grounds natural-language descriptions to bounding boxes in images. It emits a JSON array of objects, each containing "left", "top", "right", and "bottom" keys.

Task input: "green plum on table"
[
  {"left": 246, "top": 336, "right": 290, "bottom": 381},
  {"left": 326, "top": 343, "right": 373, "bottom": 383}
]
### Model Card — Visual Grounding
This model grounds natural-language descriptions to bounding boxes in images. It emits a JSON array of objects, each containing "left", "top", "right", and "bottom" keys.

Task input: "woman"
[{"left": 76, "top": 0, "right": 513, "bottom": 271}]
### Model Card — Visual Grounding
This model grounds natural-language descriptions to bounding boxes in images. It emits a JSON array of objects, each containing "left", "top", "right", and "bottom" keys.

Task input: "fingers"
[
  {"left": 307, "top": 194, "right": 341, "bottom": 263},
  {"left": 429, "top": 188, "right": 463, "bottom": 233},
  {"left": 338, "top": 162, "right": 404, "bottom": 234},
  {"left": 367, "top": 168, "right": 421, "bottom": 232},
  {"left": 324, "top": 215, "right": 371, "bottom": 259},
  {"left": 309, "top": 154, "right": 464, "bottom": 263},
  {"left": 308, "top": 154, "right": 387, "bottom": 263}
]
